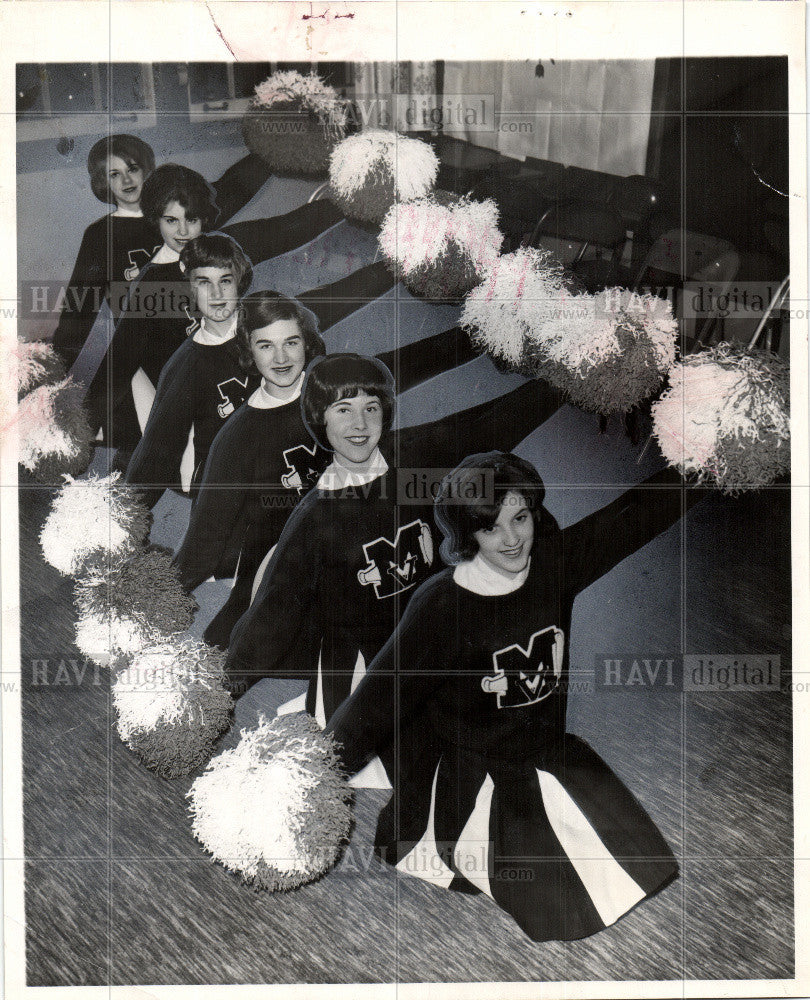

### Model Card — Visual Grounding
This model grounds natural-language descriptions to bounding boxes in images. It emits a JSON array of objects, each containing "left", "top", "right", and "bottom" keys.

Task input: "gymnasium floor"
[{"left": 17, "top": 168, "right": 793, "bottom": 986}]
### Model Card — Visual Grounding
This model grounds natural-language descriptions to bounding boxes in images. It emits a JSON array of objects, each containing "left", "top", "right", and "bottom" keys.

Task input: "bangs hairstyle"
[
  {"left": 435, "top": 451, "right": 552, "bottom": 565},
  {"left": 302, "top": 354, "right": 395, "bottom": 451},
  {"left": 140, "top": 163, "right": 219, "bottom": 230},
  {"left": 181, "top": 233, "right": 254, "bottom": 297},
  {"left": 236, "top": 291, "right": 325, "bottom": 372},
  {"left": 87, "top": 134, "right": 156, "bottom": 205}
]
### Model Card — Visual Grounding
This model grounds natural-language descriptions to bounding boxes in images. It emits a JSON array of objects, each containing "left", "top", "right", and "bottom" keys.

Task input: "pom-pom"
[
  {"left": 242, "top": 70, "right": 348, "bottom": 177},
  {"left": 15, "top": 341, "right": 67, "bottom": 398},
  {"left": 113, "top": 638, "right": 233, "bottom": 779},
  {"left": 528, "top": 288, "right": 679, "bottom": 415},
  {"left": 328, "top": 130, "right": 439, "bottom": 225},
  {"left": 651, "top": 343, "right": 790, "bottom": 493},
  {"left": 378, "top": 193, "right": 503, "bottom": 301},
  {"left": 74, "top": 548, "right": 197, "bottom": 666},
  {"left": 40, "top": 472, "right": 152, "bottom": 577},
  {"left": 188, "top": 714, "right": 353, "bottom": 891},
  {"left": 460, "top": 247, "right": 568, "bottom": 372},
  {"left": 16, "top": 378, "right": 94, "bottom": 484}
]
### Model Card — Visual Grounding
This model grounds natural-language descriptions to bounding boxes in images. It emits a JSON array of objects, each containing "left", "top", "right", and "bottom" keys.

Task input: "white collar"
[
  {"left": 453, "top": 552, "right": 531, "bottom": 596},
  {"left": 248, "top": 373, "right": 304, "bottom": 409},
  {"left": 151, "top": 243, "right": 180, "bottom": 265},
  {"left": 111, "top": 205, "right": 143, "bottom": 218},
  {"left": 192, "top": 315, "right": 238, "bottom": 346},
  {"left": 317, "top": 448, "right": 388, "bottom": 491}
]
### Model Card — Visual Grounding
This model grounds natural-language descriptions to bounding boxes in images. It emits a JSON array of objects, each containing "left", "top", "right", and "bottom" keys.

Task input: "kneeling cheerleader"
[{"left": 325, "top": 451, "right": 703, "bottom": 941}]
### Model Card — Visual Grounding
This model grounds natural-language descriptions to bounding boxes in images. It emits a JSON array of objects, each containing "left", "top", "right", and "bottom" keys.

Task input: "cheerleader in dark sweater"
[
  {"left": 83, "top": 164, "right": 219, "bottom": 450},
  {"left": 52, "top": 135, "right": 159, "bottom": 368},
  {"left": 81, "top": 163, "right": 382, "bottom": 452},
  {"left": 53, "top": 136, "right": 277, "bottom": 370},
  {"left": 175, "top": 294, "right": 477, "bottom": 650},
  {"left": 326, "top": 451, "right": 701, "bottom": 942},
  {"left": 224, "top": 356, "right": 564, "bottom": 728},
  {"left": 124, "top": 233, "right": 256, "bottom": 507}
]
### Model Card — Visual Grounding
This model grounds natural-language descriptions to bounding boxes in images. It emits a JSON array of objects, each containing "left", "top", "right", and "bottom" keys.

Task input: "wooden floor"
[{"left": 16, "top": 170, "right": 794, "bottom": 987}]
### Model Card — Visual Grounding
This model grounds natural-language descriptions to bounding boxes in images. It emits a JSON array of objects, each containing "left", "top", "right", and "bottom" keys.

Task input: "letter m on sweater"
[
  {"left": 357, "top": 519, "right": 434, "bottom": 598},
  {"left": 482, "top": 626, "right": 564, "bottom": 709}
]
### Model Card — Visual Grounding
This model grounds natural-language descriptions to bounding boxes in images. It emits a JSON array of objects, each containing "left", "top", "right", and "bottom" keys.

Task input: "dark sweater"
[
  {"left": 84, "top": 259, "right": 192, "bottom": 448},
  {"left": 174, "top": 395, "right": 328, "bottom": 593},
  {"left": 52, "top": 213, "right": 159, "bottom": 367},
  {"left": 225, "top": 470, "right": 439, "bottom": 718},
  {"left": 125, "top": 336, "right": 258, "bottom": 508},
  {"left": 327, "top": 466, "right": 705, "bottom": 774},
  {"left": 224, "top": 375, "right": 566, "bottom": 714}
]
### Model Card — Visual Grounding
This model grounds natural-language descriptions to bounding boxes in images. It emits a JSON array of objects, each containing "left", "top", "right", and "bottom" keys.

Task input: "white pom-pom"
[
  {"left": 113, "top": 638, "right": 233, "bottom": 778},
  {"left": 252, "top": 69, "right": 346, "bottom": 125},
  {"left": 73, "top": 609, "right": 162, "bottom": 667},
  {"left": 16, "top": 378, "right": 93, "bottom": 482},
  {"left": 328, "top": 131, "right": 439, "bottom": 225},
  {"left": 460, "top": 247, "right": 568, "bottom": 366},
  {"left": 652, "top": 343, "right": 790, "bottom": 492},
  {"left": 14, "top": 341, "right": 66, "bottom": 398},
  {"left": 188, "top": 714, "right": 352, "bottom": 891},
  {"left": 40, "top": 472, "right": 152, "bottom": 577},
  {"left": 378, "top": 194, "right": 503, "bottom": 299}
]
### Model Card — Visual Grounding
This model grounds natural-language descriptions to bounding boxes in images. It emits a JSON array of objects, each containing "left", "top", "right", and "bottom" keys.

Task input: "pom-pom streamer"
[
  {"left": 114, "top": 638, "right": 233, "bottom": 779},
  {"left": 40, "top": 472, "right": 152, "bottom": 577},
  {"left": 460, "top": 247, "right": 568, "bottom": 371},
  {"left": 188, "top": 714, "right": 353, "bottom": 891},
  {"left": 652, "top": 343, "right": 790, "bottom": 492}
]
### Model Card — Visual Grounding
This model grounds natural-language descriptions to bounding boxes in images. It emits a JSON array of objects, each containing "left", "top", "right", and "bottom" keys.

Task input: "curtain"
[
  {"left": 443, "top": 60, "right": 655, "bottom": 175},
  {"left": 352, "top": 61, "right": 438, "bottom": 131}
]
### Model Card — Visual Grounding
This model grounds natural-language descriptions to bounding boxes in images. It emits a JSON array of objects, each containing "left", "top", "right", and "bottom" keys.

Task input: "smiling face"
[
  {"left": 159, "top": 200, "right": 203, "bottom": 254},
  {"left": 107, "top": 154, "right": 144, "bottom": 209},
  {"left": 324, "top": 393, "right": 384, "bottom": 471},
  {"left": 250, "top": 318, "right": 307, "bottom": 399},
  {"left": 189, "top": 266, "right": 239, "bottom": 330},
  {"left": 473, "top": 491, "right": 534, "bottom": 577}
]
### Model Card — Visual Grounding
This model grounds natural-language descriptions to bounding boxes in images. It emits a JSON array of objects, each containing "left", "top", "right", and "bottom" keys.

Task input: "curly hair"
[{"left": 434, "top": 451, "right": 551, "bottom": 564}]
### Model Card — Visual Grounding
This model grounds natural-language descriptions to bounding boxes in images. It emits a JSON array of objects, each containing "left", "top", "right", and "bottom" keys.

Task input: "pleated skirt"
[{"left": 376, "top": 732, "right": 678, "bottom": 942}]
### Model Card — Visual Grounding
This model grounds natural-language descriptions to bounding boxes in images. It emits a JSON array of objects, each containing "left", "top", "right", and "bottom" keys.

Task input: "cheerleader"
[
  {"left": 52, "top": 137, "right": 276, "bottom": 370},
  {"left": 175, "top": 295, "right": 477, "bottom": 650},
  {"left": 224, "top": 356, "right": 564, "bottom": 725},
  {"left": 52, "top": 135, "right": 158, "bottom": 367},
  {"left": 123, "top": 233, "right": 256, "bottom": 508},
  {"left": 325, "top": 451, "right": 702, "bottom": 942},
  {"left": 81, "top": 163, "right": 389, "bottom": 453},
  {"left": 83, "top": 163, "right": 219, "bottom": 451}
]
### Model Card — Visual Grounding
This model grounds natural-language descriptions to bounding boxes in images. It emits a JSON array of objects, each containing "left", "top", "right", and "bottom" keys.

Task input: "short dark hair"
[
  {"left": 87, "top": 134, "right": 156, "bottom": 205},
  {"left": 236, "top": 291, "right": 325, "bottom": 372},
  {"left": 302, "top": 354, "right": 395, "bottom": 451},
  {"left": 180, "top": 233, "right": 254, "bottom": 297},
  {"left": 140, "top": 163, "right": 219, "bottom": 229},
  {"left": 434, "top": 451, "right": 551, "bottom": 564}
]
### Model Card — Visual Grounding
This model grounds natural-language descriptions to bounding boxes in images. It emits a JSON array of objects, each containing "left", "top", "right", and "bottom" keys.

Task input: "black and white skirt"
[{"left": 376, "top": 733, "right": 678, "bottom": 942}]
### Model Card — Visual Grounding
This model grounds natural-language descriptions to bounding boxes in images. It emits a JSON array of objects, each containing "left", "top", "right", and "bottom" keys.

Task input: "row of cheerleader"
[{"left": 13, "top": 69, "right": 791, "bottom": 945}]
